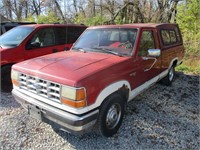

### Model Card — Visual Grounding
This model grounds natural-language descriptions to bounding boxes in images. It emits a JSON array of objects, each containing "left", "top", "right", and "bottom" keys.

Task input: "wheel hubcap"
[
  {"left": 169, "top": 67, "right": 174, "bottom": 81},
  {"left": 106, "top": 103, "right": 121, "bottom": 129}
]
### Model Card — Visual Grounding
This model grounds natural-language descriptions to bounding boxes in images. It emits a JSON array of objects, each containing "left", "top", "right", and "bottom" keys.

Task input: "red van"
[{"left": 0, "top": 24, "right": 87, "bottom": 92}]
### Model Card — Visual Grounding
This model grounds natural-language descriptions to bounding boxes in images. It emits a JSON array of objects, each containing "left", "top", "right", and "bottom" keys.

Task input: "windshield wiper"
[
  {"left": 72, "top": 47, "right": 86, "bottom": 53},
  {"left": 92, "top": 47, "right": 123, "bottom": 56}
]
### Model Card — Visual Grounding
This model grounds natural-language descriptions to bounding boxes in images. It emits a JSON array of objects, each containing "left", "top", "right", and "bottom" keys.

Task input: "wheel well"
[
  {"left": 95, "top": 81, "right": 131, "bottom": 109},
  {"left": 172, "top": 60, "right": 178, "bottom": 67},
  {"left": 102, "top": 84, "right": 129, "bottom": 106},
  {"left": 118, "top": 85, "right": 129, "bottom": 101}
]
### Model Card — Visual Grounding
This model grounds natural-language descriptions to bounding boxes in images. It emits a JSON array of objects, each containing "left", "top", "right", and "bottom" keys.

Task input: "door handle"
[{"left": 52, "top": 49, "right": 58, "bottom": 53}]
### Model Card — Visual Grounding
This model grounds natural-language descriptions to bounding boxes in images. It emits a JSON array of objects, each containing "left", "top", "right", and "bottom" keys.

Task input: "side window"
[
  {"left": 29, "top": 28, "right": 55, "bottom": 48},
  {"left": 54, "top": 27, "right": 67, "bottom": 45},
  {"left": 170, "top": 30, "right": 177, "bottom": 43},
  {"left": 67, "top": 27, "right": 85, "bottom": 44},
  {"left": 138, "top": 31, "right": 155, "bottom": 56},
  {"left": 161, "top": 30, "right": 170, "bottom": 45},
  {"left": 174, "top": 27, "right": 181, "bottom": 42},
  {"left": 5, "top": 26, "right": 16, "bottom": 32},
  {"left": 161, "top": 28, "right": 181, "bottom": 46}
]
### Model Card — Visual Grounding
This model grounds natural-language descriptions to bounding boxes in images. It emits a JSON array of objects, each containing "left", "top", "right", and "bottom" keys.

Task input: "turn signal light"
[{"left": 61, "top": 98, "right": 86, "bottom": 108}]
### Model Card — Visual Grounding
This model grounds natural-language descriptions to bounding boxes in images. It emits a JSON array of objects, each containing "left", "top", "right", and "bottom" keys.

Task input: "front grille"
[{"left": 19, "top": 73, "right": 61, "bottom": 102}]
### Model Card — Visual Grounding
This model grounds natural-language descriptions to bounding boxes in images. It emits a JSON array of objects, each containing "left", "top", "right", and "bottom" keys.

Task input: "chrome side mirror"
[{"left": 148, "top": 49, "right": 161, "bottom": 57}]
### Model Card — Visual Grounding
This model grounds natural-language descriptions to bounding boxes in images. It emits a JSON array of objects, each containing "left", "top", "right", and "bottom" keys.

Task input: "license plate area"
[{"left": 28, "top": 105, "right": 42, "bottom": 121}]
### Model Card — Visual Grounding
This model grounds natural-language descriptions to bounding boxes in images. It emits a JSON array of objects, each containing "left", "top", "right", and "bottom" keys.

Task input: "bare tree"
[
  {"left": 73, "top": 0, "right": 78, "bottom": 13},
  {"left": 54, "top": 0, "right": 66, "bottom": 22},
  {"left": 2, "top": 0, "right": 13, "bottom": 20},
  {"left": 32, "top": 0, "right": 41, "bottom": 16},
  {"left": 84, "top": 0, "right": 95, "bottom": 17},
  {"left": 0, "top": 0, "right": 180, "bottom": 23}
]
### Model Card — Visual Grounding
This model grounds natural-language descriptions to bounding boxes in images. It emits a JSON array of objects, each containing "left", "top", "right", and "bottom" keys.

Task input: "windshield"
[
  {"left": 0, "top": 26, "right": 34, "bottom": 47},
  {"left": 72, "top": 28, "right": 137, "bottom": 56}
]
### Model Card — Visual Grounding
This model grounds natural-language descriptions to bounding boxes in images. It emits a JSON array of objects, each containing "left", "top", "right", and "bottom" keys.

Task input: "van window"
[
  {"left": 54, "top": 27, "right": 67, "bottom": 45},
  {"left": 54, "top": 27, "right": 85, "bottom": 45},
  {"left": 29, "top": 28, "right": 55, "bottom": 47},
  {"left": 0, "top": 26, "right": 34, "bottom": 47},
  {"left": 67, "top": 27, "right": 86, "bottom": 44},
  {"left": 1, "top": 28, "right": 3, "bottom": 35},
  {"left": 5, "top": 26, "right": 16, "bottom": 32}
]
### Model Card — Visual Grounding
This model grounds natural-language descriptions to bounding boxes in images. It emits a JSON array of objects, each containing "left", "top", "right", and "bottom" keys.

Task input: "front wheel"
[{"left": 97, "top": 93, "right": 126, "bottom": 137}]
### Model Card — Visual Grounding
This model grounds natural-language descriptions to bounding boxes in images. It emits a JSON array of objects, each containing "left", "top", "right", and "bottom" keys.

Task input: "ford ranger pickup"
[{"left": 11, "top": 23, "right": 184, "bottom": 137}]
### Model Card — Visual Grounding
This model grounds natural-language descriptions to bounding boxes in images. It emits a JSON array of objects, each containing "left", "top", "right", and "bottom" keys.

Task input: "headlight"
[
  {"left": 61, "top": 86, "right": 86, "bottom": 108},
  {"left": 11, "top": 70, "right": 19, "bottom": 86}
]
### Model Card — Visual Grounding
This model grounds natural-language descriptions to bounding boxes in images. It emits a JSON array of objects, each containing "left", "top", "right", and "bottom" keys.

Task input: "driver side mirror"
[{"left": 148, "top": 49, "right": 161, "bottom": 57}]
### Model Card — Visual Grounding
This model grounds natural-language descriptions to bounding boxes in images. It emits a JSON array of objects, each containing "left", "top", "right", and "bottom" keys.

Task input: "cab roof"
[{"left": 88, "top": 23, "right": 178, "bottom": 29}]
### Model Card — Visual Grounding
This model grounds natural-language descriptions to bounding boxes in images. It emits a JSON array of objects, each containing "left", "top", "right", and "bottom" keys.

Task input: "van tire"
[{"left": 1, "top": 65, "right": 13, "bottom": 92}]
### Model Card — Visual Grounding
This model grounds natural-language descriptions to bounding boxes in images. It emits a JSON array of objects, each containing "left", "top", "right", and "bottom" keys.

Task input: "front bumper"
[{"left": 12, "top": 89, "right": 99, "bottom": 134}]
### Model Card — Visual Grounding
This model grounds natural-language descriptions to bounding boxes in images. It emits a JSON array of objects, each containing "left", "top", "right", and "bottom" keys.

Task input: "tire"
[
  {"left": 161, "top": 65, "right": 175, "bottom": 86},
  {"left": 1, "top": 65, "right": 13, "bottom": 92},
  {"left": 97, "top": 93, "right": 126, "bottom": 137}
]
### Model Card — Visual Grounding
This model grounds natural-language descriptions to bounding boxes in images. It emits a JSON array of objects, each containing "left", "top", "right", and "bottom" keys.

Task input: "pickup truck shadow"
[{"left": 55, "top": 72, "right": 199, "bottom": 149}]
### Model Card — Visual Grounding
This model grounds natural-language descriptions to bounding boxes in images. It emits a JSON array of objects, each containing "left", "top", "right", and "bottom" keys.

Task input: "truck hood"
[{"left": 13, "top": 51, "right": 129, "bottom": 86}]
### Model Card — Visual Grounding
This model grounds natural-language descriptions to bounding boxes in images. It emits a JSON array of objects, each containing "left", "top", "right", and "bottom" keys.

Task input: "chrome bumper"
[{"left": 12, "top": 89, "right": 99, "bottom": 134}]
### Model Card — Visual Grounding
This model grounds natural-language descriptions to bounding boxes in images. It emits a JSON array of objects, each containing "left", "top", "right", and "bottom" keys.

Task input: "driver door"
[
  {"left": 136, "top": 29, "right": 161, "bottom": 85},
  {"left": 24, "top": 27, "right": 59, "bottom": 60}
]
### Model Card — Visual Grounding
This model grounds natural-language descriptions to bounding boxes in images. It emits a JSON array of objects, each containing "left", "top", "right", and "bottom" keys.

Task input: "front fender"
[{"left": 86, "top": 80, "right": 131, "bottom": 111}]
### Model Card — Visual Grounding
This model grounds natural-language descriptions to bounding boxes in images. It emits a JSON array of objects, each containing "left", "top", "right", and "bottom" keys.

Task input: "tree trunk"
[
  {"left": 104, "top": 2, "right": 135, "bottom": 24},
  {"left": 25, "top": 1, "right": 28, "bottom": 18},
  {"left": 6, "top": 0, "right": 13, "bottom": 20},
  {"left": 32, "top": 0, "right": 39, "bottom": 16},
  {"left": 54, "top": 0, "right": 66, "bottom": 23},
  {"left": 167, "top": 1, "right": 179, "bottom": 23},
  {"left": 73, "top": 0, "right": 78, "bottom": 13}
]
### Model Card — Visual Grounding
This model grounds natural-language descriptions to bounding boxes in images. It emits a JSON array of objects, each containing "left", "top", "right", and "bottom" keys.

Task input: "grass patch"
[{"left": 176, "top": 56, "right": 200, "bottom": 75}]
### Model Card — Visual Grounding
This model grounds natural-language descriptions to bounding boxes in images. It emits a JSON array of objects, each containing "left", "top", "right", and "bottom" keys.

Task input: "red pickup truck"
[{"left": 11, "top": 23, "right": 184, "bottom": 137}]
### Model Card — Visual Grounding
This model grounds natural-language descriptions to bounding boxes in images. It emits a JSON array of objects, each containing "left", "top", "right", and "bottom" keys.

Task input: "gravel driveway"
[{"left": 0, "top": 72, "right": 199, "bottom": 150}]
